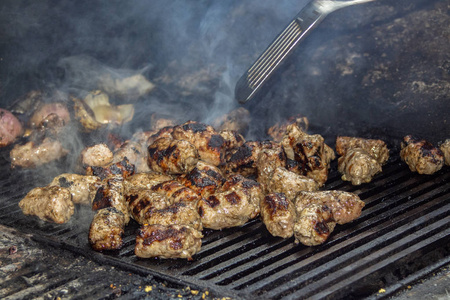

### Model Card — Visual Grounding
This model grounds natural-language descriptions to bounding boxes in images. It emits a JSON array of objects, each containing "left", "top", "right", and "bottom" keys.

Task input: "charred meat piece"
[
  {"left": 212, "top": 107, "right": 250, "bottom": 134},
  {"left": 294, "top": 204, "right": 336, "bottom": 246},
  {"left": 147, "top": 137, "right": 199, "bottom": 175},
  {"left": 0, "top": 108, "right": 23, "bottom": 147},
  {"left": 400, "top": 135, "right": 444, "bottom": 174},
  {"left": 146, "top": 126, "right": 174, "bottom": 145},
  {"left": 89, "top": 207, "right": 125, "bottom": 251},
  {"left": 294, "top": 190, "right": 365, "bottom": 225},
  {"left": 126, "top": 189, "right": 171, "bottom": 224},
  {"left": 255, "top": 147, "right": 287, "bottom": 190},
  {"left": 86, "top": 157, "right": 135, "bottom": 180},
  {"left": 113, "top": 140, "right": 150, "bottom": 173},
  {"left": 440, "top": 139, "right": 450, "bottom": 166},
  {"left": 92, "top": 175, "right": 130, "bottom": 224},
  {"left": 338, "top": 148, "right": 382, "bottom": 185},
  {"left": 179, "top": 161, "right": 225, "bottom": 198},
  {"left": 151, "top": 180, "right": 201, "bottom": 209},
  {"left": 10, "top": 137, "right": 68, "bottom": 169},
  {"left": 49, "top": 173, "right": 101, "bottom": 205},
  {"left": 336, "top": 136, "right": 389, "bottom": 165},
  {"left": 19, "top": 186, "right": 74, "bottom": 224},
  {"left": 172, "top": 120, "right": 226, "bottom": 166},
  {"left": 219, "top": 130, "right": 245, "bottom": 150},
  {"left": 266, "top": 167, "right": 319, "bottom": 201},
  {"left": 80, "top": 143, "right": 114, "bottom": 168},
  {"left": 124, "top": 173, "right": 172, "bottom": 194},
  {"left": 219, "top": 174, "right": 264, "bottom": 209},
  {"left": 260, "top": 193, "right": 295, "bottom": 238},
  {"left": 267, "top": 114, "right": 309, "bottom": 142},
  {"left": 135, "top": 224, "right": 202, "bottom": 260}
]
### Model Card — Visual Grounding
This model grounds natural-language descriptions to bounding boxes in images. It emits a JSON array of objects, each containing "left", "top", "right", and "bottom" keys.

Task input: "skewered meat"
[
  {"left": 439, "top": 139, "right": 450, "bottom": 166},
  {"left": 10, "top": 137, "right": 68, "bottom": 168},
  {"left": 260, "top": 193, "right": 295, "bottom": 238},
  {"left": 294, "top": 204, "right": 336, "bottom": 246},
  {"left": 400, "top": 135, "right": 444, "bottom": 174},
  {"left": 86, "top": 157, "right": 135, "bottom": 180},
  {"left": 338, "top": 148, "right": 382, "bottom": 185},
  {"left": 89, "top": 207, "right": 125, "bottom": 251},
  {"left": 294, "top": 190, "right": 365, "bottom": 225},
  {"left": 212, "top": 107, "right": 250, "bottom": 134},
  {"left": 92, "top": 175, "right": 130, "bottom": 224},
  {"left": 49, "top": 173, "right": 101, "bottom": 205},
  {"left": 267, "top": 114, "right": 309, "bottom": 142},
  {"left": 126, "top": 189, "right": 171, "bottom": 223},
  {"left": 113, "top": 140, "right": 150, "bottom": 173},
  {"left": 266, "top": 167, "right": 319, "bottom": 201},
  {"left": 336, "top": 136, "right": 389, "bottom": 165},
  {"left": 219, "top": 130, "right": 245, "bottom": 150},
  {"left": 135, "top": 224, "right": 202, "bottom": 260},
  {"left": 178, "top": 161, "right": 225, "bottom": 198},
  {"left": 255, "top": 147, "right": 287, "bottom": 189},
  {"left": 147, "top": 137, "right": 199, "bottom": 175},
  {"left": 0, "top": 108, "right": 23, "bottom": 147},
  {"left": 29, "top": 102, "right": 70, "bottom": 128},
  {"left": 19, "top": 186, "right": 74, "bottom": 224},
  {"left": 124, "top": 173, "right": 172, "bottom": 194},
  {"left": 172, "top": 121, "right": 226, "bottom": 166},
  {"left": 151, "top": 180, "right": 201, "bottom": 209},
  {"left": 80, "top": 143, "right": 114, "bottom": 168}
]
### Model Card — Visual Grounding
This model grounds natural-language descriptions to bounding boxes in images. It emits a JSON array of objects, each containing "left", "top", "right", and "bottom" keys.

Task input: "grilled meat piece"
[
  {"left": 219, "top": 130, "right": 245, "bottom": 150},
  {"left": 19, "top": 186, "right": 74, "bottom": 224},
  {"left": 0, "top": 108, "right": 23, "bottom": 147},
  {"left": 336, "top": 136, "right": 389, "bottom": 165},
  {"left": 267, "top": 114, "right": 309, "bottom": 142},
  {"left": 29, "top": 102, "right": 70, "bottom": 129},
  {"left": 338, "top": 148, "right": 382, "bottom": 185},
  {"left": 92, "top": 175, "right": 130, "bottom": 224},
  {"left": 151, "top": 180, "right": 201, "bottom": 209},
  {"left": 255, "top": 147, "right": 287, "bottom": 190},
  {"left": 212, "top": 107, "right": 250, "bottom": 134},
  {"left": 80, "top": 143, "right": 114, "bottom": 168},
  {"left": 294, "top": 190, "right": 365, "bottom": 225},
  {"left": 179, "top": 161, "right": 225, "bottom": 198},
  {"left": 440, "top": 139, "right": 450, "bottom": 166},
  {"left": 126, "top": 189, "right": 171, "bottom": 223},
  {"left": 219, "top": 174, "right": 264, "bottom": 209},
  {"left": 267, "top": 167, "right": 319, "bottom": 201},
  {"left": 89, "top": 207, "right": 125, "bottom": 251},
  {"left": 400, "top": 135, "right": 444, "bottom": 174},
  {"left": 10, "top": 137, "right": 68, "bottom": 169},
  {"left": 113, "top": 140, "right": 150, "bottom": 173},
  {"left": 146, "top": 126, "right": 174, "bottom": 145},
  {"left": 260, "top": 193, "right": 295, "bottom": 238},
  {"left": 124, "top": 173, "right": 172, "bottom": 194},
  {"left": 147, "top": 137, "right": 199, "bottom": 174},
  {"left": 294, "top": 204, "right": 336, "bottom": 246},
  {"left": 86, "top": 157, "right": 136, "bottom": 180},
  {"left": 49, "top": 173, "right": 101, "bottom": 205},
  {"left": 135, "top": 224, "right": 203, "bottom": 260},
  {"left": 172, "top": 120, "right": 226, "bottom": 166}
]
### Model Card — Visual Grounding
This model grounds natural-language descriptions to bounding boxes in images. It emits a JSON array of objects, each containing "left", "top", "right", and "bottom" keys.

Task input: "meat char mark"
[{"left": 87, "top": 157, "right": 135, "bottom": 180}]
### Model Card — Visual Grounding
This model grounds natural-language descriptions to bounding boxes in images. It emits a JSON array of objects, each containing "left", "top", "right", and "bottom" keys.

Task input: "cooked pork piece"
[
  {"left": 294, "top": 204, "right": 336, "bottom": 246},
  {"left": 147, "top": 137, "right": 199, "bottom": 175},
  {"left": 212, "top": 107, "right": 250, "bottom": 134},
  {"left": 10, "top": 137, "right": 69, "bottom": 168},
  {"left": 400, "top": 135, "right": 444, "bottom": 175},
  {"left": 198, "top": 175, "right": 261, "bottom": 230},
  {"left": 294, "top": 190, "right": 365, "bottom": 225},
  {"left": 146, "top": 126, "right": 174, "bottom": 145},
  {"left": 126, "top": 189, "right": 170, "bottom": 222},
  {"left": 28, "top": 102, "right": 70, "bottom": 128},
  {"left": 19, "top": 186, "right": 74, "bottom": 224},
  {"left": 266, "top": 167, "right": 319, "bottom": 201},
  {"left": 92, "top": 175, "right": 130, "bottom": 224},
  {"left": 219, "top": 130, "right": 245, "bottom": 150},
  {"left": 338, "top": 148, "right": 382, "bottom": 185},
  {"left": 86, "top": 157, "right": 136, "bottom": 180},
  {"left": 113, "top": 140, "right": 150, "bottom": 173},
  {"left": 267, "top": 114, "right": 309, "bottom": 142},
  {"left": 151, "top": 180, "right": 201, "bottom": 209},
  {"left": 260, "top": 193, "right": 295, "bottom": 238},
  {"left": 131, "top": 130, "right": 157, "bottom": 146},
  {"left": 336, "top": 136, "right": 389, "bottom": 165},
  {"left": 281, "top": 124, "right": 333, "bottom": 186},
  {"left": 172, "top": 121, "right": 226, "bottom": 166},
  {"left": 135, "top": 224, "right": 203, "bottom": 260},
  {"left": 34, "top": 113, "right": 67, "bottom": 137},
  {"left": 255, "top": 147, "right": 287, "bottom": 190},
  {"left": 123, "top": 173, "right": 172, "bottom": 194},
  {"left": 178, "top": 161, "right": 225, "bottom": 198},
  {"left": 0, "top": 108, "right": 23, "bottom": 147},
  {"left": 80, "top": 143, "right": 114, "bottom": 168},
  {"left": 440, "top": 139, "right": 450, "bottom": 166},
  {"left": 49, "top": 173, "right": 101, "bottom": 205},
  {"left": 89, "top": 207, "right": 125, "bottom": 251}
]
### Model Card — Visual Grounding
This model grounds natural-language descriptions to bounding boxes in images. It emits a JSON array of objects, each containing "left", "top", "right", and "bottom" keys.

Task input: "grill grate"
[{"left": 0, "top": 151, "right": 449, "bottom": 299}]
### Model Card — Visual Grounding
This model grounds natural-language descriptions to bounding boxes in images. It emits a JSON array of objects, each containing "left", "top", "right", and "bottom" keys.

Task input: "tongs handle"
[{"left": 235, "top": 0, "right": 375, "bottom": 104}]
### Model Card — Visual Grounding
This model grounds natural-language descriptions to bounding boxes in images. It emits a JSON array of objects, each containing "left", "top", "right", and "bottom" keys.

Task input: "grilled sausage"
[{"left": 89, "top": 207, "right": 125, "bottom": 251}]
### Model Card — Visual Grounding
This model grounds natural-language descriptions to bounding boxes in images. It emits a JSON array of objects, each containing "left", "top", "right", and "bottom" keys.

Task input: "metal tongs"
[{"left": 235, "top": 0, "right": 375, "bottom": 104}]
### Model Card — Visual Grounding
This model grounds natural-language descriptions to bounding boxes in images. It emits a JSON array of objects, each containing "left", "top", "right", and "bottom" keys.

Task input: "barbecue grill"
[{"left": 0, "top": 0, "right": 449, "bottom": 299}]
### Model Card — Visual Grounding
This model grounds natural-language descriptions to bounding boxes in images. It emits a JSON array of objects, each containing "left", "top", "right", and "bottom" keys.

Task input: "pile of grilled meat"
[{"left": 2, "top": 90, "right": 449, "bottom": 260}]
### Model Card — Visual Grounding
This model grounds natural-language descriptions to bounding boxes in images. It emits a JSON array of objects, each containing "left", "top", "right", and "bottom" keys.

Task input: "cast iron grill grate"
[{"left": 0, "top": 150, "right": 449, "bottom": 299}]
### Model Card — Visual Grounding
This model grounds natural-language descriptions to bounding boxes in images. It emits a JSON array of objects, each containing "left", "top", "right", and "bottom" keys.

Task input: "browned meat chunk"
[
  {"left": 172, "top": 121, "right": 226, "bottom": 166},
  {"left": 266, "top": 167, "right": 319, "bottom": 201},
  {"left": 28, "top": 102, "right": 70, "bottom": 128},
  {"left": 0, "top": 108, "right": 23, "bottom": 147},
  {"left": 212, "top": 107, "right": 250, "bottom": 134},
  {"left": 336, "top": 136, "right": 389, "bottom": 165},
  {"left": 126, "top": 189, "right": 170, "bottom": 224},
  {"left": 86, "top": 157, "right": 136, "bottom": 180},
  {"left": 255, "top": 147, "right": 287, "bottom": 190},
  {"left": 10, "top": 137, "right": 68, "bottom": 168},
  {"left": 400, "top": 135, "right": 444, "bottom": 174},
  {"left": 267, "top": 114, "right": 309, "bottom": 142},
  {"left": 19, "top": 186, "right": 74, "bottom": 224},
  {"left": 135, "top": 224, "right": 202, "bottom": 260},
  {"left": 146, "top": 126, "right": 174, "bottom": 145},
  {"left": 113, "top": 140, "right": 150, "bottom": 173},
  {"left": 338, "top": 148, "right": 382, "bottom": 185},
  {"left": 92, "top": 175, "right": 130, "bottom": 224},
  {"left": 294, "top": 190, "right": 365, "bottom": 225},
  {"left": 219, "top": 130, "right": 245, "bottom": 150},
  {"left": 294, "top": 204, "right": 336, "bottom": 246},
  {"left": 178, "top": 161, "right": 225, "bottom": 198},
  {"left": 123, "top": 173, "right": 172, "bottom": 194},
  {"left": 219, "top": 174, "right": 264, "bottom": 209},
  {"left": 151, "top": 180, "right": 201, "bottom": 209},
  {"left": 147, "top": 137, "right": 199, "bottom": 174},
  {"left": 138, "top": 202, "right": 202, "bottom": 231},
  {"left": 440, "top": 139, "right": 450, "bottom": 166},
  {"left": 49, "top": 174, "right": 101, "bottom": 205},
  {"left": 89, "top": 207, "right": 125, "bottom": 251},
  {"left": 80, "top": 143, "right": 114, "bottom": 168},
  {"left": 260, "top": 193, "right": 295, "bottom": 238}
]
